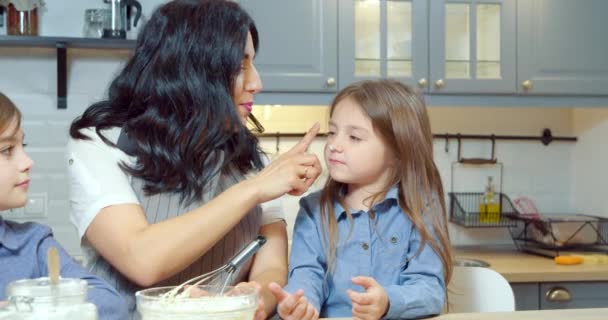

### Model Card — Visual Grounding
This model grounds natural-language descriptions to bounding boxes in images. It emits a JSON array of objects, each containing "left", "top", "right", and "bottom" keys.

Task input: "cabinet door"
[
  {"left": 518, "top": 0, "right": 608, "bottom": 95},
  {"left": 338, "top": 0, "right": 429, "bottom": 91},
  {"left": 429, "top": 0, "right": 515, "bottom": 93},
  {"left": 541, "top": 282, "right": 608, "bottom": 309},
  {"left": 511, "top": 283, "right": 540, "bottom": 310},
  {"left": 238, "top": 0, "right": 338, "bottom": 92}
]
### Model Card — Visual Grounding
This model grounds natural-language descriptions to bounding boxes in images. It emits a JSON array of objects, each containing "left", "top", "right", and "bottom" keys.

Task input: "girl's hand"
[
  {"left": 251, "top": 123, "right": 322, "bottom": 203},
  {"left": 234, "top": 282, "right": 266, "bottom": 320},
  {"left": 268, "top": 282, "right": 319, "bottom": 320},
  {"left": 347, "top": 276, "right": 389, "bottom": 320}
]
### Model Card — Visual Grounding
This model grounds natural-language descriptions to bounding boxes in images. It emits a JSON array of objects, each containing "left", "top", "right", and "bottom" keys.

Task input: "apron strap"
[{"left": 116, "top": 128, "right": 138, "bottom": 156}]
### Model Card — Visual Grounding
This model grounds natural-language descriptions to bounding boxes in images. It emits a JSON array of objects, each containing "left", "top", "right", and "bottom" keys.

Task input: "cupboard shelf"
[{"left": 0, "top": 36, "right": 136, "bottom": 109}]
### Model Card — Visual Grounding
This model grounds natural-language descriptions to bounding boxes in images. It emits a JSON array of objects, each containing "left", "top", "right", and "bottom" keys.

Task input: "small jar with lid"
[{"left": 5, "top": 277, "right": 98, "bottom": 320}]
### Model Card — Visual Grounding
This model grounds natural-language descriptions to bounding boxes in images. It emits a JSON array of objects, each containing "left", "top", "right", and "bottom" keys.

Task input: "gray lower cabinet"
[
  {"left": 512, "top": 282, "right": 608, "bottom": 310},
  {"left": 517, "top": 0, "right": 608, "bottom": 95},
  {"left": 237, "top": 0, "right": 338, "bottom": 92},
  {"left": 511, "top": 283, "right": 540, "bottom": 310}
]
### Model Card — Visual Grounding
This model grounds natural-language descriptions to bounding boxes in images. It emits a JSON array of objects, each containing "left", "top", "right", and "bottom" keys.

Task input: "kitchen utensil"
[
  {"left": 83, "top": 8, "right": 110, "bottom": 38},
  {"left": 137, "top": 285, "right": 257, "bottom": 320},
  {"left": 47, "top": 247, "right": 60, "bottom": 285},
  {"left": 6, "top": 278, "right": 97, "bottom": 319},
  {"left": 162, "top": 235, "right": 267, "bottom": 300},
  {"left": 102, "top": 0, "right": 141, "bottom": 39}
]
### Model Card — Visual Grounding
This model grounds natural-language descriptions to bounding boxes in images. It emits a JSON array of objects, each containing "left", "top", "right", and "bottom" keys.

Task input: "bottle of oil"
[{"left": 479, "top": 176, "right": 501, "bottom": 223}]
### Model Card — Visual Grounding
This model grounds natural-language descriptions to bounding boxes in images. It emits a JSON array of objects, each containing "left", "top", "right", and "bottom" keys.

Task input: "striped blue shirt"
[{"left": 285, "top": 187, "right": 446, "bottom": 319}]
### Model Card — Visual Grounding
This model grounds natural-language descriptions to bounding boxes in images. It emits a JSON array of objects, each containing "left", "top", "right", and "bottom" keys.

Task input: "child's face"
[
  {"left": 325, "top": 98, "right": 394, "bottom": 191},
  {"left": 0, "top": 118, "right": 33, "bottom": 211}
]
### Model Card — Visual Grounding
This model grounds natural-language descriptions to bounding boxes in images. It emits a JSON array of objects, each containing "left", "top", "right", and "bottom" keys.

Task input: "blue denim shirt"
[
  {"left": 0, "top": 216, "right": 128, "bottom": 320},
  {"left": 285, "top": 187, "right": 445, "bottom": 319}
]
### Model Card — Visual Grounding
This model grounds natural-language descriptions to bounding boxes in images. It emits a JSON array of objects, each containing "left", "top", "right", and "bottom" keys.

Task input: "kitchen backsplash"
[{"left": 1, "top": 0, "right": 606, "bottom": 257}]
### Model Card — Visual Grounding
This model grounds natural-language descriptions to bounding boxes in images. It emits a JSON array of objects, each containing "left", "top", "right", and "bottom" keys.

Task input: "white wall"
[{"left": 572, "top": 109, "right": 608, "bottom": 217}]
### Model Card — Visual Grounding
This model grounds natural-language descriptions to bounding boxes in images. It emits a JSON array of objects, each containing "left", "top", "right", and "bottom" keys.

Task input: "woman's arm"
[
  {"left": 81, "top": 124, "right": 321, "bottom": 287},
  {"left": 247, "top": 221, "right": 289, "bottom": 317}
]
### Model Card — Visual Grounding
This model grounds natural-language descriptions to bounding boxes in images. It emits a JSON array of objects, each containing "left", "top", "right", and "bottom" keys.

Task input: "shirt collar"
[
  {"left": 333, "top": 184, "right": 400, "bottom": 220},
  {"left": 0, "top": 215, "right": 22, "bottom": 251}
]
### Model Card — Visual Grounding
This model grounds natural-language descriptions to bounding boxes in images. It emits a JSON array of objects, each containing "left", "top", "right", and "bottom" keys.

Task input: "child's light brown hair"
[
  {"left": 0, "top": 92, "right": 21, "bottom": 135},
  {"left": 319, "top": 79, "right": 453, "bottom": 286}
]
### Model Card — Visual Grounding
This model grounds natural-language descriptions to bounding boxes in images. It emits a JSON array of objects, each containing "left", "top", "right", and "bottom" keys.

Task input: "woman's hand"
[
  {"left": 251, "top": 123, "right": 322, "bottom": 203},
  {"left": 347, "top": 276, "right": 389, "bottom": 320},
  {"left": 268, "top": 282, "right": 319, "bottom": 320}
]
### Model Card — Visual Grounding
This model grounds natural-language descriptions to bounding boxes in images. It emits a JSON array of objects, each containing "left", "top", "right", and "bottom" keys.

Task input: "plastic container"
[
  {"left": 136, "top": 285, "right": 257, "bottom": 320},
  {"left": 4, "top": 277, "right": 97, "bottom": 320}
]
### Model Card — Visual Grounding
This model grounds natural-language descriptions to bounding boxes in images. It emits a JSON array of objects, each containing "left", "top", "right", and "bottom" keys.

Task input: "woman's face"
[
  {"left": 233, "top": 32, "right": 263, "bottom": 124},
  {"left": 0, "top": 118, "right": 33, "bottom": 211}
]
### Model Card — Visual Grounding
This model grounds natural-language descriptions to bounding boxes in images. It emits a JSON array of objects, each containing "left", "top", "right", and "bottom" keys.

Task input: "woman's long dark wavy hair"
[{"left": 70, "top": 0, "right": 264, "bottom": 204}]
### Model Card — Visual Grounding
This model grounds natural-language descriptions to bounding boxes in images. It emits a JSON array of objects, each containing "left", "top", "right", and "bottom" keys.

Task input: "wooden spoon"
[{"left": 47, "top": 247, "right": 60, "bottom": 284}]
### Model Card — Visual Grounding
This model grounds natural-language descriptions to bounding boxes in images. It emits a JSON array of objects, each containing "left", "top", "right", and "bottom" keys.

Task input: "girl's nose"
[{"left": 20, "top": 152, "right": 34, "bottom": 172}]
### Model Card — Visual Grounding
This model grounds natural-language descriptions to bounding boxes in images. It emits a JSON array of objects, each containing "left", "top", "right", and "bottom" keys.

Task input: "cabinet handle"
[
  {"left": 522, "top": 80, "right": 533, "bottom": 90},
  {"left": 326, "top": 77, "right": 336, "bottom": 87},
  {"left": 545, "top": 287, "right": 571, "bottom": 302},
  {"left": 417, "top": 78, "right": 427, "bottom": 88},
  {"left": 434, "top": 79, "right": 445, "bottom": 88}
]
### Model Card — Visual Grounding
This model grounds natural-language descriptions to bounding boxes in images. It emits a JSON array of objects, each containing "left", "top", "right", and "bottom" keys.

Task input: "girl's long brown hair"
[
  {"left": 319, "top": 79, "right": 453, "bottom": 287},
  {"left": 0, "top": 93, "right": 21, "bottom": 135}
]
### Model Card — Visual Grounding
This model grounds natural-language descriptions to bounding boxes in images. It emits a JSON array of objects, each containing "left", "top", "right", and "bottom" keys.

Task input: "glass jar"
[
  {"left": 83, "top": 9, "right": 110, "bottom": 38},
  {"left": 5, "top": 277, "right": 98, "bottom": 320},
  {"left": 6, "top": 4, "right": 38, "bottom": 36},
  {"left": 136, "top": 285, "right": 257, "bottom": 320}
]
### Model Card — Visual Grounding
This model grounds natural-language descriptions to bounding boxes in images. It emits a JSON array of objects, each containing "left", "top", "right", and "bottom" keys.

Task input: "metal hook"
[{"left": 275, "top": 132, "right": 280, "bottom": 154}]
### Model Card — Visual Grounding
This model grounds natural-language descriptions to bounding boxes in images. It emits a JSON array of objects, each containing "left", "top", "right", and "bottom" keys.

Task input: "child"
[
  {"left": 269, "top": 80, "right": 453, "bottom": 320},
  {"left": 0, "top": 93, "right": 128, "bottom": 319}
]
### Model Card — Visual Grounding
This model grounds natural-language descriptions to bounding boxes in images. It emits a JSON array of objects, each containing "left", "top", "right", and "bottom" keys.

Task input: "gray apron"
[{"left": 84, "top": 130, "right": 262, "bottom": 319}]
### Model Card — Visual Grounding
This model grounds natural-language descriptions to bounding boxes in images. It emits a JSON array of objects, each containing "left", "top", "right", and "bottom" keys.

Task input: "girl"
[
  {"left": 0, "top": 92, "right": 128, "bottom": 319},
  {"left": 269, "top": 80, "right": 453, "bottom": 320},
  {"left": 67, "top": 0, "right": 321, "bottom": 318}
]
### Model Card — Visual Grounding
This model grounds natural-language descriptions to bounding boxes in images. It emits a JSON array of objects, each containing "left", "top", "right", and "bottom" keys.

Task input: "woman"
[{"left": 67, "top": 0, "right": 321, "bottom": 318}]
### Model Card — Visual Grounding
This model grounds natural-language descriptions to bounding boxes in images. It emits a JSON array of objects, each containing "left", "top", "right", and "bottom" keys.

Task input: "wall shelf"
[{"left": 0, "top": 36, "right": 136, "bottom": 109}]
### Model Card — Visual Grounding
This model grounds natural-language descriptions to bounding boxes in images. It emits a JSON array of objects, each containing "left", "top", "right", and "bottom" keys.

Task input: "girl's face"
[
  {"left": 325, "top": 98, "right": 395, "bottom": 192},
  {"left": 0, "top": 118, "right": 33, "bottom": 211},
  {"left": 233, "top": 32, "right": 263, "bottom": 124}
]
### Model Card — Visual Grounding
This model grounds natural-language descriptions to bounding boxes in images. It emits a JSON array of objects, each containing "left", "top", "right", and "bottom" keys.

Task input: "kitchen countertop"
[
  {"left": 454, "top": 246, "right": 608, "bottom": 282},
  {"left": 323, "top": 308, "right": 608, "bottom": 319}
]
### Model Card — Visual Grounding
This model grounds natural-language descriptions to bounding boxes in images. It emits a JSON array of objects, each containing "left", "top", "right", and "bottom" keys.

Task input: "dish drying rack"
[
  {"left": 448, "top": 192, "right": 518, "bottom": 228},
  {"left": 506, "top": 214, "right": 608, "bottom": 258}
]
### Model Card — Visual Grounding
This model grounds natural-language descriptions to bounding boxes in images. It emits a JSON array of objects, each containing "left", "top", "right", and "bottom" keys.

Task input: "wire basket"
[
  {"left": 448, "top": 192, "right": 518, "bottom": 227},
  {"left": 507, "top": 214, "right": 608, "bottom": 257}
]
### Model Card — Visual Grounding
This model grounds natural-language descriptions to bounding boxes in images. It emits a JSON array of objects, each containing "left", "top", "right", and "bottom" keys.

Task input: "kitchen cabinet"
[
  {"left": 237, "top": 0, "right": 338, "bottom": 92},
  {"left": 517, "top": 0, "right": 608, "bottom": 95},
  {"left": 338, "top": 0, "right": 515, "bottom": 93},
  {"left": 512, "top": 281, "right": 608, "bottom": 311},
  {"left": 338, "top": 0, "right": 429, "bottom": 91},
  {"left": 429, "top": 0, "right": 516, "bottom": 93}
]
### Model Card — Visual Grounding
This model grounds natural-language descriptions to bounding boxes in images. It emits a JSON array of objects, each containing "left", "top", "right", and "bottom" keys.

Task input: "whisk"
[{"left": 161, "top": 235, "right": 267, "bottom": 300}]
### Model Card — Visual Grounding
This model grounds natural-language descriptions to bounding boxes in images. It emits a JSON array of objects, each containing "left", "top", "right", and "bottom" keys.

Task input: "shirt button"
[
  {"left": 362, "top": 243, "right": 369, "bottom": 250},
  {"left": 391, "top": 236, "right": 398, "bottom": 244},
  {"left": 68, "top": 159, "right": 74, "bottom": 165}
]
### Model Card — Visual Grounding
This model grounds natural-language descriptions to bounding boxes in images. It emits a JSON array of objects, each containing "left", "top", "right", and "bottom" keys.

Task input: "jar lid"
[
  {"left": 0, "top": 0, "right": 44, "bottom": 11},
  {"left": 7, "top": 278, "right": 87, "bottom": 299}
]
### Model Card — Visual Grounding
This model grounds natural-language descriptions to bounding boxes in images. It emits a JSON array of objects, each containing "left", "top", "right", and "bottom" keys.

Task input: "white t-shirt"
[{"left": 66, "top": 127, "right": 284, "bottom": 239}]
